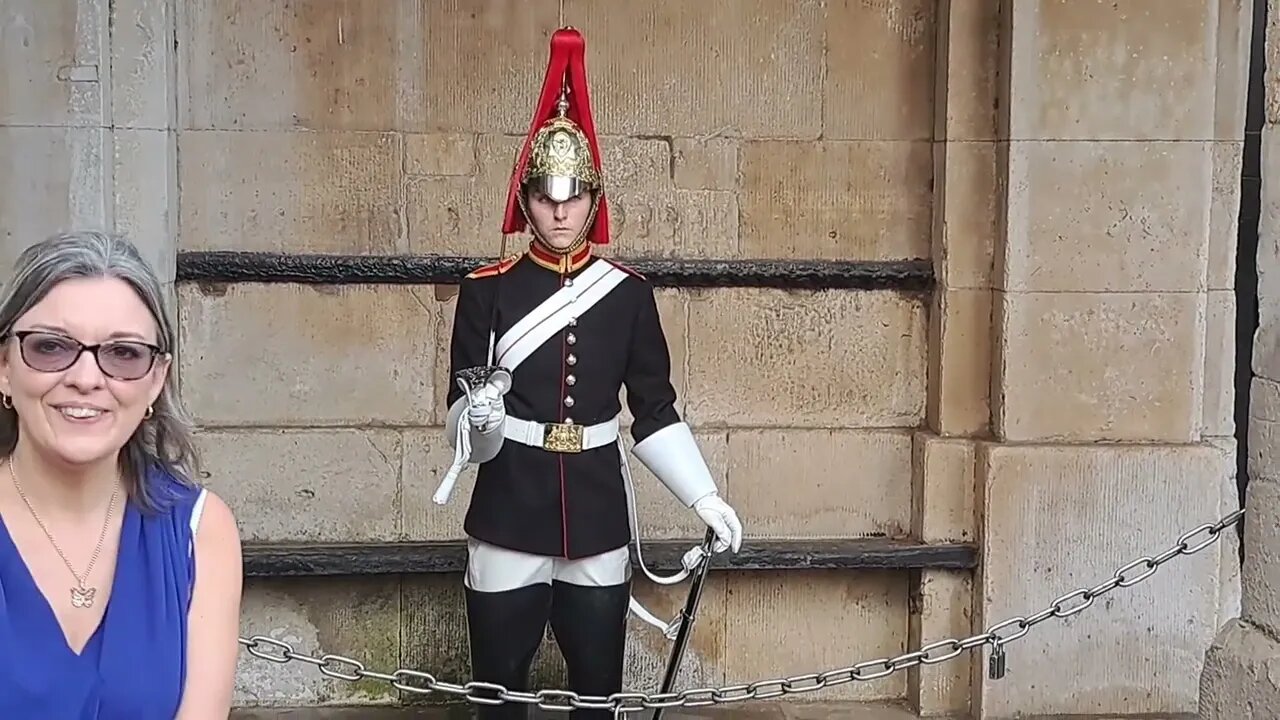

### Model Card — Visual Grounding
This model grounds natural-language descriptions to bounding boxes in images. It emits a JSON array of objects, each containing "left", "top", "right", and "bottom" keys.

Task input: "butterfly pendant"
[{"left": 71, "top": 586, "right": 97, "bottom": 609}]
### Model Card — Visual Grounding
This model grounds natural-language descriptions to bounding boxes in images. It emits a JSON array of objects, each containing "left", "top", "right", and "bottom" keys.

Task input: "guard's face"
[
  {"left": 526, "top": 189, "right": 593, "bottom": 250},
  {"left": 0, "top": 276, "right": 169, "bottom": 469}
]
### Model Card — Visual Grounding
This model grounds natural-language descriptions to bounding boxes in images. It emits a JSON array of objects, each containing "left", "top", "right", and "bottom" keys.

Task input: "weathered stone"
[
  {"left": 0, "top": 127, "right": 109, "bottom": 255},
  {"left": 1198, "top": 619, "right": 1280, "bottom": 719},
  {"left": 561, "top": 0, "right": 825, "bottom": 138},
  {"left": 399, "top": 427, "right": 727, "bottom": 542},
  {"left": 907, "top": 570, "right": 971, "bottom": 717},
  {"left": 1005, "top": 0, "right": 1217, "bottom": 141},
  {"left": 0, "top": 0, "right": 105, "bottom": 127},
  {"left": 1213, "top": 0, "right": 1254, "bottom": 142},
  {"left": 823, "top": 0, "right": 937, "bottom": 141},
  {"left": 721, "top": 571, "right": 907, "bottom": 701},
  {"left": 976, "top": 442, "right": 1226, "bottom": 717},
  {"left": 111, "top": 0, "right": 175, "bottom": 129},
  {"left": 926, "top": 288, "right": 992, "bottom": 437},
  {"left": 739, "top": 141, "right": 933, "bottom": 261},
  {"left": 1202, "top": 290, "right": 1237, "bottom": 438},
  {"left": 1242, "top": 479, "right": 1280, "bottom": 639},
  {"left": 911, "top": 434, "right": 976, "bottom": 544},
  {"left": 1001, "top": 141, "right": 1211, "bottom": 293},
  {"left": 235, "top": 577, "right": 401, "bottom": 707},
  {"left": 994, "top": 291, "right": 1205, "bottom": 443},
  {"left": 196, "top": 429, "right": 401, "bottom": 543},
  {"left": 178, "top": 283, "right": 439, "bottom": 427},
  {"left": 725, "top": 430, "right": 913, "bottom": 539},
  {"left": 673, "top": 137, "right": 738, "bottom": 191},
  {"left": 1208, "top": 142, "right": 1244, "bottom": 290},
  {"left": 1255, "top": 128, "right": 1280, "bottom": 366},
  {"left": 933, "top": 141, "right": 999, "bottom": 290},
  {"left": 684, "top": 288, "right": 927, "bottom": 428},
  {"left": 934, "top": 0, "right": 1000, "bottom": 141},
  {"left": 112, "top": 129, "right": 176, "bottom": 284},
  {"left": 178, "top": 130, "right": 404, "bottom": 253},
  {"left": 404, "top": 133, "right": 476, "bottom": 177},
  {"left": 1249, "top": 377, "right": 1280, "bottom": 482}
]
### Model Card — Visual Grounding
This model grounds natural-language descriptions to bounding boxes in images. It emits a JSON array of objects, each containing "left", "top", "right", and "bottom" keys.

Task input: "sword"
[{"left": 652, "top": 527, "right": 718, "bottom": 720}]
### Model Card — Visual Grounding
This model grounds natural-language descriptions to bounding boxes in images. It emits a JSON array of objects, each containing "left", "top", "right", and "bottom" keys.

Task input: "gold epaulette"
[{"left": 466, "top": 253, "right": 522, "bottom": 279}]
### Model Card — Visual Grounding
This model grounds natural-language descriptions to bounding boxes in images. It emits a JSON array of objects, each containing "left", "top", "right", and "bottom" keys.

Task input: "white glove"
[
  {"left": 692, "top": 493, "right": 742, "bottom": 553},
  {"left": 466, "top": 391, "right": 505, "bottom": 433}
]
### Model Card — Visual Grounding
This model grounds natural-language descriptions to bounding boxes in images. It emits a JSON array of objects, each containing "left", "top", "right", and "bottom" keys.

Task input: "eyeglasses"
[{"left": 3, "top": 330, "right": 165, "bottom": 381}]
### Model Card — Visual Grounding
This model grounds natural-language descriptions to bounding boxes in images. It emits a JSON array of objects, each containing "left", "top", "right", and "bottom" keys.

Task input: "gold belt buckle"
[{"left": 543, "top": 422, "right": 584, "bottom": 453}]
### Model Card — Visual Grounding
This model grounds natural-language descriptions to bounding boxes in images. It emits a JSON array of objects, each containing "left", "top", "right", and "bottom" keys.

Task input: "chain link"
[{"left": 236, "top": 507, "right": 1244, "bottom": 715}]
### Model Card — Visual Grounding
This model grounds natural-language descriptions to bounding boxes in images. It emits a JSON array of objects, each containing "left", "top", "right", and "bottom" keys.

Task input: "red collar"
[{"left": 527, "top": 240, "right": 592, "bottom": 274}]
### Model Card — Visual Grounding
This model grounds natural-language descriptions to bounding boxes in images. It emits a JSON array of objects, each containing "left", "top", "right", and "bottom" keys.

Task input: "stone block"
[
  {"left": 1198, "top": 619, "right": 1280, "bottom": 720},
  {"left": 561, "top": 0, "right": 825, "bottom": 138},
  {"left": 934, "top": 0, "right": 1000, "bottom": 141},
  {"left": 177, "top": 283, "right": 439, "bottom": 426},
  {"left": 739, "top": 141, "right": 933, "bottom": 261},
  {"left": 1001, "top": 141, "right": 1211, "bottom": 293},
  {"left": 911, "top": 433, "right": 976, "bottom": 544},
  {"left": 975, "top": 442, "right": 1226, "bottom": 717},
  {"left": 726, "top": 430, "right": 913, "bottom": 540},
  {"left": 112, "top": 129, "right": 177, "bottom": 284},
  {"left": 0, "top": 0, "right": 105, "bottom": 127},
  {"left": 1214, "top": 0, "right": 1254, "bottom": 142},
  {"left": 178, "top": 130, "right": 404, "bottom": 253},
  {"left": 0, "top": 127, "right": 109, "bottom": 256},
  {"left": 673, "top": 137, "right": 738, "bottom": 191},
  {"left": 907, "top": 570, "right": 972, "bottom": 717},
  {"left": 933, "top": 141, "right": 999, "bottom": 290},
  {"left": 111, "top": 0, "right": 175, "bottom": 129},
  {"left": 195, "top": 429, "right": 401, "bottom": 543},
  {"left": 181, "top": 0, "right": 559, "bottom": 133},
  {"left": 1208, "top": 142, "right": 1244, "bottom": 289},
  {"left": 1202, "top": 290, "right": 1237, "bottom": 438},
  {"left": 404, "top": 133, "right": 476, "bottom": 177},
  {"left": 721, "top": 571, "right": 907, "bottom": 702},
  {"left": 1249, "top": 377, "right": 1280, "bottom": 481},
  {"left": 926, "top": 289, "right": 992, "bottom": 437},
  {"left": 1269, "top": 0, "right": 1280, "bottom": 123},
  {"left": 1005, "top": 0, "right": 1217, "bottom": 141},
  {"left": 235, "top": 577, "right": 401, "bottom": 706},
  {"left": 823, "top": 0, "right": 937, "bottom": 141},
  {"left": 684, "top": 288, "right": 927, "bottom": 428},
  {"left": 994, "top": 291, "right": 1205, "bottom": 443},
  {"left": 1242, "top": 479, "right": 1280, "bottom": 639}
]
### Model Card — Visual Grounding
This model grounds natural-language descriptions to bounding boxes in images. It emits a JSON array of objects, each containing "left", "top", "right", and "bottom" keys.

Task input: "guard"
[{"left": 435, "top": 26, "right": 744, "bottom": 719}]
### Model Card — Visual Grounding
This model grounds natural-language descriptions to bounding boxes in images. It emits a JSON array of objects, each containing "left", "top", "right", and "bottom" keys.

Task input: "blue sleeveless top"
[{"left": 0, "top": 468, "right": 205, "bottom": 719}]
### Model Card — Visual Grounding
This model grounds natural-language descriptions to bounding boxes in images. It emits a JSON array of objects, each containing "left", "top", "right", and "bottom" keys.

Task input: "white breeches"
[{"left": 464, "top": 537, "right": 632, "bottom": 593}]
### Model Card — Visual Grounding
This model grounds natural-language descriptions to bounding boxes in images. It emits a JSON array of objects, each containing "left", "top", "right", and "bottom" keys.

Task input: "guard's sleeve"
[
  {"left": 623, "top": 281, "right": 718, "bottom": 507},
  {"left": 446, "top": 276, "right": 492, "bottom": 409},
  {"left": 621, "top": 280, "right": 682, "bottom": 443}
]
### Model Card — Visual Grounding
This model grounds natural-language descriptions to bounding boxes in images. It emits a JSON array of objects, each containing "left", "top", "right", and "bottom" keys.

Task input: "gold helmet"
[{"left": 502, "top": 27, "right": 611, "bottom": 250}]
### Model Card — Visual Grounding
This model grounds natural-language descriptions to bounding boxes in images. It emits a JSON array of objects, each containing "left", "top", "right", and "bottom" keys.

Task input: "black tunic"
[{"left": 446, "top": 251, "right": 682, "bottom": 559}]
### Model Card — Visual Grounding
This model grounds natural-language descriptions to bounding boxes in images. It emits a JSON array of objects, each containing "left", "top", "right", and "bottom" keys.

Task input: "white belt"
[{"left": 503, "top": 415, "right": 620, "bottom": 454}]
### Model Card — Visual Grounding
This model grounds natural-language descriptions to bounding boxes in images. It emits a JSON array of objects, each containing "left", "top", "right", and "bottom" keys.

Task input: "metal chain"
[{"left": 237, "top": 507, "right": 1244, "bottom": 715}]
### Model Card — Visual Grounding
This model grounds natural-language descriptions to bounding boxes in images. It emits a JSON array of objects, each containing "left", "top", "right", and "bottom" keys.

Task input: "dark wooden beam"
[
  {"left": 176, "top": 251, "right": 934, "bottom": 292},
  {"left": 242, "top": 538, "right": 976, "bottom": 578}
]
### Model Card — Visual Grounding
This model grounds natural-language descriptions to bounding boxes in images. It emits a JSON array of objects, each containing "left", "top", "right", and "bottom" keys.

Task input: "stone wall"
[
  {"left": 1200, "top": 0, "right": 1280, "bottom": 716},
  {"left": 0, "top": 1, "right": 1254, "bottom": 718}
]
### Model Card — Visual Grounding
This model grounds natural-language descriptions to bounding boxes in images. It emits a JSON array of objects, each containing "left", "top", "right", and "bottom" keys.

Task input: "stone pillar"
[
  {"left": 0, "top": 0, "right": 178, "bottom": 288},
  {"left": 1199, "top": 1, "right": 1280, "bottom": 715},
  {"left": 970, "top": 2, "right": 1249, "bottom": 718}
]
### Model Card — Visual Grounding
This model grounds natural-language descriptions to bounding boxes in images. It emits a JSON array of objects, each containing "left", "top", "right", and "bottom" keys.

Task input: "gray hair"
[{"left": 0, "top": 231, "right": 199, "bottom": 512}]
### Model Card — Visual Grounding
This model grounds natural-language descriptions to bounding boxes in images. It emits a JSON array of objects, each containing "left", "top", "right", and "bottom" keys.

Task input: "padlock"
[{"left": 987, "top": 640, "right": 1007, "bottom": 680}]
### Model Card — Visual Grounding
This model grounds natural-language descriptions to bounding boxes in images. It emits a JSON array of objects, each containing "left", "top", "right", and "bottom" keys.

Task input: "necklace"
[{"left": 7, "top": 458, "right": 119, "bottom": 610}]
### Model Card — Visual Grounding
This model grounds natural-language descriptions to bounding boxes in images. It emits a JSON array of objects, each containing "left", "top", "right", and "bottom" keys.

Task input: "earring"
[
  {"left": 1, "top": 394, "right": 10, "bottom": 410},
  {"left": 144, "top": 405, "right": 154, "bottom": 419}
]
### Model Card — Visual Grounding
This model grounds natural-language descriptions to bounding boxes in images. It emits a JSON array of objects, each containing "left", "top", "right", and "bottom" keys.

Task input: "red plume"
[{"left": 502, "top": 27, "right": 610, "bottom": 245}]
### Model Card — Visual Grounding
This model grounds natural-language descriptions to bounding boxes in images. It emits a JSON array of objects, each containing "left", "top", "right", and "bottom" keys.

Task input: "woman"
[{"left": 0, "top": 231, "right": 242, "bottom": 718}]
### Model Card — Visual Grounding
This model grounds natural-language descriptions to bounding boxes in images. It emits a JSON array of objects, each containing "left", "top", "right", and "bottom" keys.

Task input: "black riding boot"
[
  {"left": 549, "top": 579, "right": 632, "bottom": 720},
  {"left": 465, "top": 583, "right": 553, "bottom": 719}
]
